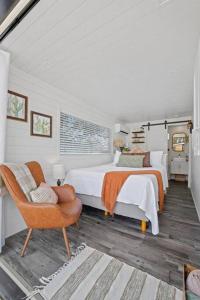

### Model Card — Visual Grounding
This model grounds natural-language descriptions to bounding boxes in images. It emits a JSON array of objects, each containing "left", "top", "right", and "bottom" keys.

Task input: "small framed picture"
[
  {"left": 7, "top": 90, "right": 28, "bottom": 122},
  {"left": 31, "top": 111, "right": 52, "bottom": 138}
]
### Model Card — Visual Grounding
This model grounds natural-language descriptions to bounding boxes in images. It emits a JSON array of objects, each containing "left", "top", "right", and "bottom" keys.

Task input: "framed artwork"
[
  {"left": 31, "top": 111, "right": 52, "bottom": 138},
  {"left": 7, "top": 90, "right": 28, "bottom": 122}
]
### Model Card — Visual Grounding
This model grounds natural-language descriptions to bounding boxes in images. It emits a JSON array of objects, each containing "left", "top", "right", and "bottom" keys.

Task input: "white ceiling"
[{"left": 1, "top": 0, "right": 200, "bottom": 122}]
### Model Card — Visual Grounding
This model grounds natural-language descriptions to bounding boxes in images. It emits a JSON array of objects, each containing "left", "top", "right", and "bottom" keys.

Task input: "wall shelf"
[
  {"left": 132, "top": 131, "right": 144, "bottom": 134},
  {"left": 132, "top": 130, "right": 145, "bottom": 144}
]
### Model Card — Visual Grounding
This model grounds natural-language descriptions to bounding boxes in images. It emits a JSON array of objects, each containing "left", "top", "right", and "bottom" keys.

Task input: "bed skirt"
[{"left": 77, "top": 193, "right": 148, "bottom": 222}]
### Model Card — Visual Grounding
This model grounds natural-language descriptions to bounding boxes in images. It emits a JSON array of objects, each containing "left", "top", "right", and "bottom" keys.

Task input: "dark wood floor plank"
[
  {"left": 0, "top": 180, "right": 199, "bottom": 298},
  {"left": 0, "top": 267, "right": 25, "bottom": 300}
]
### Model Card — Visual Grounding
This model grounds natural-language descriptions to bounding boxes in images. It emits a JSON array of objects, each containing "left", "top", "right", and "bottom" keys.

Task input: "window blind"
[{"left": 60, "top": 113, "right": 111, "bottom": 154}]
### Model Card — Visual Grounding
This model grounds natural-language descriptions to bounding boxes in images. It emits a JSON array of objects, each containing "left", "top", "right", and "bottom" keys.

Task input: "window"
[{"left": 60, "top": 113, "right": 111, "bottom": 154}]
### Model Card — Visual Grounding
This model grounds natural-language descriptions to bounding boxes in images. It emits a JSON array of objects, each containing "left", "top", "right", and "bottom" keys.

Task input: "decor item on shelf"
[
  {"left": 113, "top": 138, "right": 125, "bottom": 152},
  {"left": 122, "top": 147, "right": 130, "bottom": 153},
  {"left": 7, "top": 90, "right": 28, "bottom": 122},
  {"left": 53, "top": 164, "right": 65, "bottom": 186},
  {"left": 31, "top": 111, "right": 52, "bottom": 138}
]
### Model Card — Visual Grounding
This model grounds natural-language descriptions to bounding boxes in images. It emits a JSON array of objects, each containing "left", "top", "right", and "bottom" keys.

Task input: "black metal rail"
[{"left": 142, "top": 119, "right": 193, "bottom": 133}]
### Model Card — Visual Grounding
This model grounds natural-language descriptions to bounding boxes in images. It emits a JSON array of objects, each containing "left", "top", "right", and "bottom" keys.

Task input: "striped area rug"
[{"left": 28, "top": 244, "right": 183, "bottom": 300}]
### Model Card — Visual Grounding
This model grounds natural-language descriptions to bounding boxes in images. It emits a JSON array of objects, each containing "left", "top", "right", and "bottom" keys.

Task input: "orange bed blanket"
[{"left": 102, "top": 170, "right": 164, "bottom": 214}]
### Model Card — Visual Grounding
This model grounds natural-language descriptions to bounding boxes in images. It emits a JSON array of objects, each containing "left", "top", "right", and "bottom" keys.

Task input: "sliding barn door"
[{"left": 145, "top": 125, "right": 168, "bottom": 153}]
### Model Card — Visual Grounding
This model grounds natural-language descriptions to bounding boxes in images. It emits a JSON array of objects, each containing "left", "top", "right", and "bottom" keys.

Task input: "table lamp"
[{"left": 53, "top": 164, "right": 65, "bottom": 186}]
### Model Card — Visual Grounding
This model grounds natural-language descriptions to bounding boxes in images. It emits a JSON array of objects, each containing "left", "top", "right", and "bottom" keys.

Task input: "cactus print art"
[
  {"left": 7, "top": 91, "right": 28, "bottom": 122},
  {"left": 31, "top": 111, "right": 52, "bottom": 138}
]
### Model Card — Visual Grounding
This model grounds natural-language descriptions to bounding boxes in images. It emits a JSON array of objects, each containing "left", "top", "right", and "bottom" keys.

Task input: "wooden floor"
[
  {"left": 0, "top": 181, "right": 200, "bottom": 299},
  {"left": 0, "top": 267, "right": 25, "bottom": 300}
]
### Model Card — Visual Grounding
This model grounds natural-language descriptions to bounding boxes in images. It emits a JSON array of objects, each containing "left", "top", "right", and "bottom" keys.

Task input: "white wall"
[
  {"left": 0, "top": 50, "right": 10, "bottom": 251},
  {"left": 4, "top": 66, "right": 115, "bottom": 238},
  {"left": 191, "top": 40, "right": 200, "bottom": 219}
]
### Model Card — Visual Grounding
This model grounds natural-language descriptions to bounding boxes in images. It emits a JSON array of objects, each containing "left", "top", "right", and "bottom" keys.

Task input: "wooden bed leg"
[
  {"left": 159, "top": 203, "right": 164, "bottom": 213},
  {"left": 104, "top": 210, "right": 109, "bottom": 216},
  {"left": 141, "top": 220, "right": 147, "bottom": 233}
]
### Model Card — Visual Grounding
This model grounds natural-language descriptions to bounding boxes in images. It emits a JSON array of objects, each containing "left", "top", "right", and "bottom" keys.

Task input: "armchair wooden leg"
[
  {"left": 21, "top": 229, "right": 32, "bottom": 257},
  {"left": 62, "top": 228, "right": 71, "bottom": 257},
  {"left": 76, "top": 221, "right": 79, "bottom": 229}
]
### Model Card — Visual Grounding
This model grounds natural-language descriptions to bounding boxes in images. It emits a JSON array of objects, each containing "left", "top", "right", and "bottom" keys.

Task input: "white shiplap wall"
[
  {"left": 4, "top": 66, "right": 114, "bottom": 238},
  {"left": 191, "top": 40, "right": 200, "bottom": 220}
]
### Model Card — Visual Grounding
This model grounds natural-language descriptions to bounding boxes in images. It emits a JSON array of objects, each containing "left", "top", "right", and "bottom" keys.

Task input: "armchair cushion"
[{"left": 30, "top": 182, "right": 58, "bottom": 204}]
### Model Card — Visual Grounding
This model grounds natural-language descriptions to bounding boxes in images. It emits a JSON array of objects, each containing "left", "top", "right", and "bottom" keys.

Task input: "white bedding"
[{"left": 65, "top": 164, "right": 168, "bottom": 235}]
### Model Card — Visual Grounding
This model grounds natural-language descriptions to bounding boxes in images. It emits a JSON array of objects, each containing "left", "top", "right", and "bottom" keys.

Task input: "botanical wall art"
[
  {"left": 31, "top": 111, "right": 52, "bottom": 138},
  {"left": 7, "top": 90, "right": 28, "bottom": 122}
]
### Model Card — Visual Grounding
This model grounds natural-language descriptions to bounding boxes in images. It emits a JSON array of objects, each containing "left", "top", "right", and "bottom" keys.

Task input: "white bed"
[{"left": 65, "top": 153, "right": 168, "bottom": 235}]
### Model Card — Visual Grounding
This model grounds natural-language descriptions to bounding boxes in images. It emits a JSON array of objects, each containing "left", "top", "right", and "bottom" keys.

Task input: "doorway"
[{"left": 168, "top": 124, "right": 191, "bottom": 186}]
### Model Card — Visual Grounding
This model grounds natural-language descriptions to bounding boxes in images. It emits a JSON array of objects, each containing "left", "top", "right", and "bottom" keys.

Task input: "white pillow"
[
  {"left": 30, "top": 182, "right": 58, "bottom": 204},
  {"left": 150, "top": 151, "right": 163, "bottom": 167},
  {"left": 113, "top": 150, "right": 121, "bottom": 165}
]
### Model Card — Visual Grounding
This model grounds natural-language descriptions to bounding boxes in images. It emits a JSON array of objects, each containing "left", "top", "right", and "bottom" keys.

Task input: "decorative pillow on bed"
[
  {"left": 117, "top": 154, "right": 145, "bottom": 168},
  {"left": 30, "top": 182, "right": 58, "bottom": 204},
  {"left": 123, "top": 152, "right": 151, "bottom": 167},
  {"left": 131, "top": 152, "right": 152, "bottom": 168}
]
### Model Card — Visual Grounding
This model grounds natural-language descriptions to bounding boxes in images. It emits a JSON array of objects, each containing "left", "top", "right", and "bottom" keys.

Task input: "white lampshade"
[{"left": 53, "top": 164, "right": 65, "bottom": 180}]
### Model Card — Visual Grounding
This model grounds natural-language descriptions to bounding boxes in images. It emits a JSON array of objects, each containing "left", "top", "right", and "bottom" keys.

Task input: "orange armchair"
[{"left": 0, "top": 161, "right": 82, "bottom": 257}]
